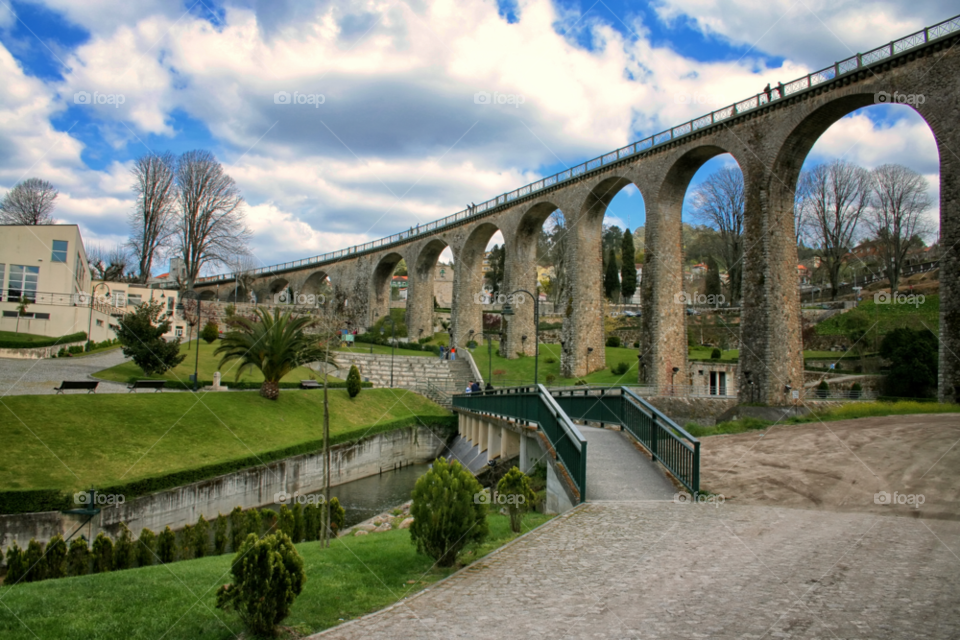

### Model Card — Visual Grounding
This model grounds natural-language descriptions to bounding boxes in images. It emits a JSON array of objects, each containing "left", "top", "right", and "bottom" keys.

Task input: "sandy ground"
[{"left": 700, "top": 413, "right": 960, "bottom": 520}]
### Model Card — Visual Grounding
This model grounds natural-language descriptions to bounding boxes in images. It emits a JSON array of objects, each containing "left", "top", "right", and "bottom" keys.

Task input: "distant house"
[{"left": 797, "top": 264, "right": 809, "bottom": 285}]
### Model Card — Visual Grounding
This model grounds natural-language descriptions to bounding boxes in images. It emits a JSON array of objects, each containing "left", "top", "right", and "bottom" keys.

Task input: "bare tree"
[
  {"left": 175, "top": 150, "right": 251, "bottom": 289},
  {"left": 129, "top": 153, "right": 177, "bottom": 283},
  {"left": 689, "top": 166, "right": 744, "bottom": 303},
  {"left": 0, "top": 178, "right": 58, "bottom": 225},
  {"left": 87, "top": 243, "right": 134, "bottom": 282},
  {"left": 797, "top": 160, "right": 871, "bottom": 300},
  {"left": 866, "top": 164, "right": 933, "bottom": 294}
]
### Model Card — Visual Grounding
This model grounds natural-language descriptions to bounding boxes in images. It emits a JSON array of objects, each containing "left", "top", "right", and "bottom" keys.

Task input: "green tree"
[
  {"left": 113, "top": 525, "right": 136, "bottom": 570},
  {"left": 200, "top": 321, "right": 219, "bottom": 343},
  {"left": 304, "top": 503, "right": 320, "bottom": 541},
  {"left": 487, "top": 244, "right": 506, "bottom": 295},
  {"left": 45, "top": 535, "right": 67, "bottom": 579},
  {"left": 193, "top": 515, "right": 209, "bottom": 558},
  {"left": 92, "top": 532, "right": 114, "bottom": 573},
  {"left": 278, "top": 504, "right": 295, "bottom": 538},
  {"left": 245, "top": 508, "right": 263, "bottom": 539},
  {"left": 620, "top": 228, "right": 637, "bottom": 300},
  {"left": 291, "top": 504, "right": 304, "bottom": 544},
  {"left": 214, "top": 307, "right": 331, "bottom": 400},
  {"left": 603, "top": 249, "right": 620, "bottom": 300},
  {"left": 157, "top": 526, "right": 177, "bottom": 563},
  {"left": 229, "top": 507, "right": 246, "bottom": 551},
  {"left": 14, "top": 297, "right": 30, "bottom": 334},
  {"left": 216, "top": 533, "right": 307, "bottom": 637},
  {"left": 115, "top": 299, "right": 186, "bottom": 375},
  {"left": 4, "top": 542, "right": 26, "bottom": 585},
  {"left": 496, "top": 467, "right": 538, "bottom": 533},
  {"left": 880, "top": 328, "right": 938, "bottom": 398},
  {"left": 704, "top": 257, "right": 722, "bottom": 298},
  {"left": 67, "top": 538, "right": 90, "bottom": 576},
  {"left": 322, "top": 497, "right": 346, "bottom": 537},
  {"left": 214, "top": 514, "right": 228, "bottom": 555},
  {"left": 346, "top": 365, "right": 362, "bottom": 398},
  {"left": 22, "top": 539, "right": 46, "bottom": 582},
  {"left": 137, "top": 528, "right": 156, "bottom": 567},
  {"left": 409, "top": 457, "right": 488, "bottom": 567}
]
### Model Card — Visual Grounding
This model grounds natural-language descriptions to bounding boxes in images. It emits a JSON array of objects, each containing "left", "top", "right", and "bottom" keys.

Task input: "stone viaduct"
[{"left": 192, "top": 16, "right": 960, "bottom": 404}]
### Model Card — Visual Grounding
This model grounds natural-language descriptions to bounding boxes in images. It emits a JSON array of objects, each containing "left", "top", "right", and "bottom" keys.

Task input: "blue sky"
[{"left": 0, "top": 0, "right": 949, "bottom": 271}]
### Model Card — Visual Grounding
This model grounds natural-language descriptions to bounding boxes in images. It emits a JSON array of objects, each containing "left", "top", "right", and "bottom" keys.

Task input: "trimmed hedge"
[
  {"left": 0, "top": 417, "right": 457, "bottom": 515},
  {"left": 106, "top": 379, "right": 373, "bottom": 391},
  {"left": 0, "top": 331, "right": 87, "bottom": 350}
]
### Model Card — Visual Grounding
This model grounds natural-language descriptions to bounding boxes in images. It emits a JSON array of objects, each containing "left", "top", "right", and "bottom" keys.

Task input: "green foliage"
[
  {"left": 545, "top": 374, "right": 556, "bottom": 384},
  {"left": 67, "top": 538, "right": 90, "bottom": 576},
  {"left": 180, "top": 524, "right": 194, "bottom": 559},
  {"left": 113, "top": 526, "right": 136, "bottom": 570},
  {"left": 409, "top": 457, "right": 488, "bottom": 567},
  {"left": 0, "top": 331, "right": 86, "bottom": 350},
  {"left": 880, "top": 327, "right": 938, "bottom": 398},
  {"left": 0, "top": 489, "right": 70, "bottom": 515},
  {"left": 496, "top": 467, "right": 538, "bottom": 533},
  {"left": 278, "top": 504, "right": 295, "bottom": 539},
  {"left": 4, "top": 542, "right": 26, "bottom": 585},
  {"left": 323, "top": 497, "right": 346, "bottom": 537},
  {"left": 605, "top": 336, "right": 621, "bottom": 348},
  {"left": 215, "top": 532, "right": 306, "bottom": 637},
  {"left": 603, "top": 248, "right": 619, "bottom": 299},
  {"left": 291, "top": 504, "right": 304, "bottom": 543},
  {"left": 245, "top": 509, "right": 263, "bottom": 539},
  {"left": 704, "top": 257, "right": 722, "bottom": 298},
  {"left": 115, "top": 300, "right": 186, "bottom": 376},
  {"left": 214, "top": 307, "right": 332, "bottom": 400},
  {"left": 192, "top": 515, "right": 209, "bottom": 559},
  {"left": 229, "top": 507, "right": 245, "bottom": 551},
  {"left": 611, "top": 361, "right": 630, "bottom": 375},
  {"left": 224, "top": 304, "right": 236, "bottom": 318},
  {"left": 137, "top": 529, "right": 156, "bottom": 567},
  {"left": 91, "top": 533, "right": 113, "bottom": 573},
  {"left": 466, "top": 340, "right": 478, "bottom": 349},
  {"left": 303, "top": 503, "right": 320, "bottom": 541},
  {"left": 620, "top": 228, "right": 637, "bottom": 299},
  {"left": 157, "top": 527, "right": 176, "bottom": 563},
  {"left": 22, "top": 539, "right": 45, "bottom": 582},
  {"left": 346, "top": 365, "right": 362, "bottom": 398},
  {"left": 45, "top": 535, "right": 67, "bottom": 579},
  {"left": 200, "top": 322, "right": 219, "bottom": 344},
  {"left": 711, "top": 348, "right": 722, "bottom": 359},
  {"left": 214, "top": 514, "right": 228, "bottom": 555},
  {"left": 543, "top": 357, "right": 557, "bottom": 364}
]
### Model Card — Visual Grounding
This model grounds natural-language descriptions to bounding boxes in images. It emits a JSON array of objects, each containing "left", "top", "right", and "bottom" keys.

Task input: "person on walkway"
[
  {"left": 450, "top": 347, "right": 456, "bottom": 361},
  {"left": 439, "top": 345, "right": 446, "bottom": 359},
  {"left": 485, "top": 382, "right": 494, "bottom": 391},
  {"left": 471, "top": 381, "right": 481, "bottom": 393},
  {"left": 465, "top": 382, "right": 473, "bottom": 394}
]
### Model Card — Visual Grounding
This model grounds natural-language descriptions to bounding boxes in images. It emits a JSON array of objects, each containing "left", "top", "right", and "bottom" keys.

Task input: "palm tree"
[{"left": 214, "top": 307, "right": 331, "bottom": 400}]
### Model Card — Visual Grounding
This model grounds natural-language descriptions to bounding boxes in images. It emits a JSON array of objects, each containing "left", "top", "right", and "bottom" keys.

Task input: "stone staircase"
[{"left": 331, "top": 352, "right": 474, "bottom": 407}]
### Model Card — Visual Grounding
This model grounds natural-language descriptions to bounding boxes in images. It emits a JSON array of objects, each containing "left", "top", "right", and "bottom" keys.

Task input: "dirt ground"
[{"left": 700, "top": 413, "right": 960, "bottom": 520}]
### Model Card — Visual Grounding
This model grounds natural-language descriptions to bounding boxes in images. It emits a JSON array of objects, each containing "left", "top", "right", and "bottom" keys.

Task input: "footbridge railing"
[
  {"left": 551, "top": 387, "right": 700, "bottom": 495},
  {"left": 452, "top": 384, "right": 588, "bottom": 502}
]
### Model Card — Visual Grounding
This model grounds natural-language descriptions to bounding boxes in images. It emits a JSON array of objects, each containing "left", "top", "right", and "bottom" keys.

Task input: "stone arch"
[
  {"left": 370, "top": 252, "right": 404, "bottom": 326},
  {"left": 449, "top": 222, "right": 503, "bottom": 349},
  {"left": 301, "top": 270, "right": 331, "bottom": 302},
  {"left": 198, "top": 289, "right": 216, "bottom": 301},
  {"left": 407, "top": 239, "right": 449, "bottom": 340}
]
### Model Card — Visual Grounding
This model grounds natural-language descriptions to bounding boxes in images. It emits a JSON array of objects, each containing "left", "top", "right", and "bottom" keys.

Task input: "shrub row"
[
  {"left": 152, "top": 378, "right": 374, "bottom": 391},
  {"left": 0, "top": 331, "right": 87, "bottom": 350},
  {"left": 2, "top": 501, "right": 345, "bottom": 583},
  {"left": 0, "top": 418, "right": 456, "bottom": 514}
]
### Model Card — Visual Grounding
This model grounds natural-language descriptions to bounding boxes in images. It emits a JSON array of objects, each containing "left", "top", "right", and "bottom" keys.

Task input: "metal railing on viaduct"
[{"left": 453, "top": 385, "right": 701, "bottom": 501}]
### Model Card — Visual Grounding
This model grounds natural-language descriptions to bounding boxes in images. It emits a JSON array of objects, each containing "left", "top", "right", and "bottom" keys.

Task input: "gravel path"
[
  {"left": 312, "top": 502, "right": 960, "bottom": 639},
  {"left": 0, "top": 350, "right": 136, "bottom": 396}
]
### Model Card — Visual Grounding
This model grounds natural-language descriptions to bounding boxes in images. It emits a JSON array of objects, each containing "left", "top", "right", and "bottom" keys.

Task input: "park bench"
[
  {"left": 300, "top": 380, "right": 322, "bottom": 389},
  {"left": 128, "top": 380, "right": 167, "bottom": 393},
  {"left": 53, "top": 380, "right": 99, "bottom": 394}
]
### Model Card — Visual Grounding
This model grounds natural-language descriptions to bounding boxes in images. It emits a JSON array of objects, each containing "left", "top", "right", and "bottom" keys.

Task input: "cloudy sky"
[{"left": 0, "top": 0, "right": 951, "bottom": 273}]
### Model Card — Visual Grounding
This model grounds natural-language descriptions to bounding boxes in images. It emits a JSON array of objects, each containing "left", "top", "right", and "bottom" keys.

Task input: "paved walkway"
[
  {"left": 0, "top": 350, "right": 134, "bottom": 396},
  {"left": 580, "top": 425, "right": 677, "bottom": 501},
  {"left": 314, "top": 502, "right": 960, "bottom": 639}
]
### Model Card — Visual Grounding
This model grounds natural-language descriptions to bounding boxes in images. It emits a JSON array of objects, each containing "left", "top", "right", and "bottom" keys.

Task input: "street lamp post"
[
  {"left": 671, "top": 366, "right": 680, "bottom": 396},
  {"left": 87, "top": 282, "right": 111, "bottom": 345},
  {"left": 501, "top": 289, "right": 539, "bottom": 386},
  {"left": 182, "top": 290, "right": 202, "bottom": 392},
  {"left": 380, "top": 317, "right": 396, "bottom": 388}
]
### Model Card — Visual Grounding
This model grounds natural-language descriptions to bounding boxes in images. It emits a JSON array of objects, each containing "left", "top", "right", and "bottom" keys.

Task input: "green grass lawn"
[
  {"left": 0, "top": 331, "right": 53, "bottom": 343},
  {"left": 0, "top": 512, "right": 552, "bottom": 639},
  {"left": 0, "top": 390, "right": 451, "bottom": 493},
  {"left": 816, "top": 295, "right": 939, "bottom": 336},
  {"left": 336, "top": 343, "right": 433, "bottom": 357},
  {"left": 93, "top": 339, "right": 326, "bottom": 384},
  {"left": 470, "top": 341, "right": 643, "bottom": 386}
]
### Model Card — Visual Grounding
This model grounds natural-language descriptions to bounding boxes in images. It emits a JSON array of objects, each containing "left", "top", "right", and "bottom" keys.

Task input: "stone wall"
[
  {"left": 0, "top": 340, "right": 87, "bottom": 360},
  {"left": 332, "top": 352, "right": 473, "bottom": 391},
  {"left": 645, "top": 397, "right": 740, "bottom": 428}
]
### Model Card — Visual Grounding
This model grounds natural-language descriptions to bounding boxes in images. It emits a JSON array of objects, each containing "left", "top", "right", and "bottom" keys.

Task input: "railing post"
[
  {"left": 692, "top": 439, "right": 700, "bottom": 496},
  {"left": 650, "top": 412, "right": 659, "bottom": 460}
]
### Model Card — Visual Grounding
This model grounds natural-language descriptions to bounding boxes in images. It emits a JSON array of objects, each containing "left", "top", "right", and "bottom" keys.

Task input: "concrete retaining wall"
[
  {"left": 0, "top": 340, "right": 86, "bottom": 360},
  {"left": 0, "top": 425, "right": 447, "bottom": 559}
]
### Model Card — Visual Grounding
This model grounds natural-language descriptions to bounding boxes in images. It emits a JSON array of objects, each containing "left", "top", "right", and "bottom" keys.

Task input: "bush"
[
  {"left": 544, "top": 357, "right": 557, "bottom": 364},
  {"left": 201, "top": 322, "right": 219, "bottom": 344},
  {"left": 245, "top": 509, "right": 263, "bottom": 539},
  {"left": 278, "top": 504, "right": 295, "bottom": 539},
  {"left": 611, "top": 362, "right": 630, "bottom": 375},
  {"left": 880, "top": 327, "right": 938, "bottom": 398},
  {"left": 214, "top": 514, "right": 228, "bottom": 555},
  {"left": 115, "top": 300, "right": 185, "bottom": 375},
  {"left": 216, "top": 532, "right": 307, "bottom": 637},
  {"left": 496, "top": 467, "right": 538, "bottom": 533},
  {"left": 851, "top": 382, "right": 863, "bottom": 399},
  {"left": 633, "top": 341, "right": 639, "bottom": 348},
  {"left": 605, "top": 336, "right": 621, "bottom": 348},
  {"left": 22, "top": 539, "right": 46, "bottom": 582},
  {"left": 180, "top": 524, "right": 194, "bottom": 559},
  {"left": 229, "top": 507, "right": 245, "bottom": 551},
  {"left": 67, "top": 538, "right": 90, "bottom": 576},
  {"left": 466, "top": 340, "right": 478, "bottom": 349},
  {"left": 157, "top": 526, "right": 177, "bottom": 563},
  {"left": 347, "top": 365, "right": 362, "bottom": 398},
  {"left": 816, "top": 379, "right": 829, "bottom": 398},
  {"left": 92, "top": 532, "right": 114, "bottom": 573},
  {"left": 193, "top": 515, "right": 209, "bottom": 558},
  {"left": 304, "top": 503, "right": 320, "bottom": 541},
  {"left": 46, "top": 534, "right": 67, "bottom": 579},
  {"left": 409, "top": 457, "right": 488, "bottom": 567},
  {"left": 322, "top": 497, "right": 346, "bottom": 537},
  {"left": 574, "top": 379, "right": 588, "bottom": 386},
  {"left": 137, "top": 528, "right": 156, "bottom": 567},
  {"left": 113, "top": 526, "right": 136, "bottom": 570},
  {"left": 711, "top": 348, "right": 722, "bottom": 359},
  {"left": 292, "top": 503, "right": 304, "bottom": 543},
  {"left": 545, "top": 374, "right": 556, "bottom": 384},
  {"left": 4, "top": 542, "right": 26, "bottom": 585}
]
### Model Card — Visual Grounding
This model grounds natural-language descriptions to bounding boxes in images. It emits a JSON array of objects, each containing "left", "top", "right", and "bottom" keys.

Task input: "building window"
[
  {"left": 127, "top": 294, "right": 142, "bottom": 307},
  {"left": 2, "top": 311, "right": 17, "bottom": 317},
  {"left": 52, "top": 240, "right": 68, "bottom": 263},
  {"left": 7, "top": 265, "right": 39, "bottom": 302},
  {"left": 175, "top": 326, "right": 183, "bottom": 337},
  {"left": 167, "top": 297, "right": 174, "bottom": 311},
  {"left": 96, "top": 319, "right": 104, "bottom": 327}
]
